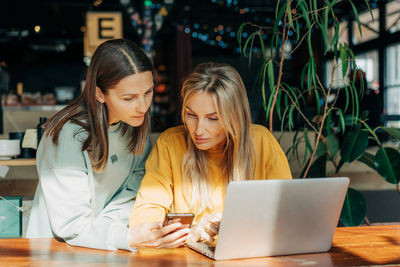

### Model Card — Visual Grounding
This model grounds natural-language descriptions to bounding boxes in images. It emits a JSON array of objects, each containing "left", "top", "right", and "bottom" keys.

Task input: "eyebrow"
[
  {"left": 121, "top": 85, "right": 154, "bottom": 97},
  {"left": 186, "top": 106, "right": 218, "bottom": 116}
]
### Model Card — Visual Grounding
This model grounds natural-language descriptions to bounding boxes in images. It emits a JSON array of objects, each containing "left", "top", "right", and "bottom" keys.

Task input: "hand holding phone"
[{"left": 163, "top": 213, "right": 194, "bottom": 228}]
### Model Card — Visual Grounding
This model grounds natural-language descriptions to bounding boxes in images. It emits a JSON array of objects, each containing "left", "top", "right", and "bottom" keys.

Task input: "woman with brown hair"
[
  {"left": 26, "top": 39, "right": 189, "bottom": 250},
  {"left": 129, "top": 62, "right": 292, "bottom": 243}
]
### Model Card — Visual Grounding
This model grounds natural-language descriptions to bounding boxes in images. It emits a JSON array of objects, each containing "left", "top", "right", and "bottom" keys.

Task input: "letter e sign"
[{"left": 84, "top": 12, "right": 123, "bottom": 58}]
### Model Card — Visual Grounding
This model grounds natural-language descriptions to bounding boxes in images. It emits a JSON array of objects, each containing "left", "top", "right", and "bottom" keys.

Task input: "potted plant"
[{"left": 238, "top": 0, "right": 400, "bottom": 226}]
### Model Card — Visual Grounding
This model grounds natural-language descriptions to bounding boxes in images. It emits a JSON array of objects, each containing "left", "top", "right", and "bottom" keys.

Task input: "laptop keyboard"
[{"left": 187, "top": 241, "right": 216, "bottom": 259}]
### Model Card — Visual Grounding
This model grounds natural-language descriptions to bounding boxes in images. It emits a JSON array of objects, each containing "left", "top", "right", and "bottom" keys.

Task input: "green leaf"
[
  {"left": 348, "top": 82, "right": 356, "bottom": 121},
  {"left": 336, "top": 158, "right": 345, "bottom": 173},
  {"left": 341, "top": 129, "right": 369, "bottom": 163},
  {"left": 358, "top": 151, "right": 376, "bottom": 170},
  {"left": 363, "top": 0, "right": 373, "bottom": 21},
  {"left": 344, "top": 114, "right": 357, "bottom": 126},
  {"left": 307, "top": 31, "right": 313, "bottom": 57},
  {"left": 310, "top": 57, "right": 316, "bottom": 89},
  {"left": 248, "top": 33, "right": 255, "bottom": 67},
  {"left": 303, "top": 128, "right": 313, "bottom": 152},
  {"left": 275, "top": 0, "right": 282, "bottom": 18},
  {"left": 340, "top": 188, "right": 367, "bottom": 226},
  {"left": 307, "top": 154, "right": 327, "bottom": 178},
  {"left": 266, "top": 63, "right": 278, "bottom": 119},
  {"left": 318, "top": 21, "right": 328, "bottom": 53},
  {"left": 332, "top": 20, "right": 339, "bottom": 54},
  {"left": 242, "top": 32, "right": 257, "bottom": 58},
  {"left": 237, "top": 23, "right": 246, "bottom": 54},
  {"left": 266, "top": 87, "right": 275, "bottom": 121},
  {"left": 312, "top": 0, "right": 319, "bottom": 23},
  {"left": 323, "top": 4, "right": 329, "bottom": 50},
  {"left": 295, "top": 19, "right": 300, "bottom": 42},
  {"left": 267, "top": 60, "right": 275, "bottom": 92},
  {"left": 315, "top": 141, "right": 326, "bottom": 158},
  {"left": 349, "top": 0, "right": 363, "bottom": 38},
  {"left": 276, "top": 90, "right": 282, "bottom": 119},
  {"left": 273, "top": 2, "right": 288, "bottom": 35},
  {"left": 326, "top": 134, "right": 339, "bottom": 158},
  {"left": 258, "top": 32, "right": 266, "bottom": 60},
  {"left": 303, "top": 128, "right": 312, "bottom": 164},
  {"left": 339, "top": 44, "right": 348, "bottom": 78},
  {"left": 338, "top": 109, "right": 345, "bottom": 134},
  {"left": 284, "top": 93, "right": 289, "bottom": 107},
  {"left": 281, "top": 105, "right": 291, "bottom": 131},
  {"left": 282, "top": 82, "right": 300, "bottom": 107},
  {"left": 288, "top": 105, "right": 295, "bottom": 130},
  {"left": 260, "top": 61, "right": 268, "bottom": 114},
  {"left": 352, "top": 82, "right": 360, "bottom": 121},
  {"left": 307, "top": 60, "right": 312, "bottom": 92},
  {"left": 382, "top": 127, "right": 400, "bottom": 140},
  {"left": 374, "top": 147, "right": 400, "bottom": 184},
  {"left": 314, "top": 88, "right": 321, "bottom": 114},
  {"left": 298, "top": 1, "right": 311, "bottom": 28},
  {"left": 344, "top": 86, "right": 350, "bottom": 113}
]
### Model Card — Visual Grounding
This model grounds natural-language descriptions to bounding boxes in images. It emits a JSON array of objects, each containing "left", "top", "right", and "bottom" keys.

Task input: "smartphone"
[{"left": 163, "top": 213, "right": 194, "bottom": 227}]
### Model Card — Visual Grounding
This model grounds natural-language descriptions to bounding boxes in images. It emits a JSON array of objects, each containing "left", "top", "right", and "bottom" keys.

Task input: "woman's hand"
[
  {"left": 188, "top": 213, "right": 222, "bottom": 243},
  {"left": 128, "top": 222, "right": 190, "bottom": 249}
]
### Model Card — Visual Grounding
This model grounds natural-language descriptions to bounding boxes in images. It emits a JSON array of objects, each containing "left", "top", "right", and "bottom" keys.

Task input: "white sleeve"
[
  {"left": 37, "top": 125, "right": 150, "bottom": 251},
  {"left": 98, "top": 137, "right": 152, "bottom": 250}
]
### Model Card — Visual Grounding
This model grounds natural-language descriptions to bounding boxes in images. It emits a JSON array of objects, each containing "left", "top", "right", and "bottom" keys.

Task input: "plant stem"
[
  {"left": 269, "top": 1, "right": 292, "bottom": 131},
  {"left": 287, "top": 22, "right": 316, "bottom": 58},
  {"left": 303, "top": 75, "right": 334, "bottom": 178}
]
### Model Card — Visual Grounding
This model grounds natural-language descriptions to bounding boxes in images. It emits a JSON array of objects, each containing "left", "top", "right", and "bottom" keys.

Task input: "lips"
[
  {"left": 194, "top": 137, "right": 209, "bottom": 144},
  {"left": 132, "top": 115, "right": 144, "bottom": 119}
]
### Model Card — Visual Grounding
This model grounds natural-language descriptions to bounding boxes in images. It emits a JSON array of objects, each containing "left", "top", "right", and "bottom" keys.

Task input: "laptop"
[{"left": 186, "top": 177, "right": 350, "bottom": 260}]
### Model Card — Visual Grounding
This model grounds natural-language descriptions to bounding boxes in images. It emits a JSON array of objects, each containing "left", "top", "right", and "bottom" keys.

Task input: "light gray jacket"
[{"left": 26, "top": 122, "right": 151, "bottom": 251}]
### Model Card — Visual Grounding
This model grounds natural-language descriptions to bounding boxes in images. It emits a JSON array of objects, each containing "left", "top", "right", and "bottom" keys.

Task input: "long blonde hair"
[
  {"left": 44, "top": 39, "right": 153, "bottom": 172},
  {"left": 181, "top": 62, "right": 254, "bottom": 213}
]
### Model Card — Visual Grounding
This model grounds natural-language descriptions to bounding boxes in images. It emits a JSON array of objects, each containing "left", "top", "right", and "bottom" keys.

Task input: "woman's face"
[
  {"left": 184, "top": 91, "right": 226, "bottom": 152},
  {"left": 97, "top": 71, "right": 154, "bottom": 126}
]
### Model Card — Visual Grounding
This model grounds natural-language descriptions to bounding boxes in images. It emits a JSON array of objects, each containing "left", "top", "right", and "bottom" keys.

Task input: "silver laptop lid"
[{"left": 214, "top": 177, "right": 350, "bottom": 260}]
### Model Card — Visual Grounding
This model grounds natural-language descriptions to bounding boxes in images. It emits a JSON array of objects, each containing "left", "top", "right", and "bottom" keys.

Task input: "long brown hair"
[
  {"left": 45, "top": 39, "right": 153, "bottom": 171},
  {"left": 181, "top": 62, "right": 254, "bottom": 213}
]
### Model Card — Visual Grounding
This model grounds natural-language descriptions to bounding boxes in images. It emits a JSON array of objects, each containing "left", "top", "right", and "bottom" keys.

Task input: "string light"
[
  {"left": 210, "top": 0, "right": 253, "bottom": 14},
  {"left": 177, "top": 21, "right": 266, "bottom": 54}
]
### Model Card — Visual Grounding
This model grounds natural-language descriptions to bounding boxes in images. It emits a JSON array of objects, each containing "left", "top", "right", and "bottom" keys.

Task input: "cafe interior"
[{"left": 0, "top": 0, "right": 400, "bottom": 265}]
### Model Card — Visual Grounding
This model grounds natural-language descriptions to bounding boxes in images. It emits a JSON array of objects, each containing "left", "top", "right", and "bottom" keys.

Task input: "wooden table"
[{"left": 1, "top": 225, "right": 399, "bottom": 266}]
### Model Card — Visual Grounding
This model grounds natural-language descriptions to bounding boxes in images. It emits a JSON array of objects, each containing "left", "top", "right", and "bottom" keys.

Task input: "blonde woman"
[{"left": 129, "top": 62, "right": 292, "bottom": 243}]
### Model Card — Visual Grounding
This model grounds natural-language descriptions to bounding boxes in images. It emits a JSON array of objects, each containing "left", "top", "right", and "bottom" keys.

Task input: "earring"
[{"left": 96, "top": 95, "right": 104, "bottom": 103}]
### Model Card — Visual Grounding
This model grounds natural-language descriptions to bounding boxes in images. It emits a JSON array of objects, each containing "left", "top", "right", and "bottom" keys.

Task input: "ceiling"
[{"left": 0, "top": 0, "right": 380, "bottom": 61}]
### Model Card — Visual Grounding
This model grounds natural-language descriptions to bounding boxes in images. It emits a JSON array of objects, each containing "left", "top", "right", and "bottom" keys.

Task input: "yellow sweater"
[{"left": 129, "top": 124, "right": 292, "bottom": 226}]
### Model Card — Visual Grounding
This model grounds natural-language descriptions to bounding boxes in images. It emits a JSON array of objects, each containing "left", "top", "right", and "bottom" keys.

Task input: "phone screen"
[{"left": 163, "top": 213, "right": 194, "bottom": 227}]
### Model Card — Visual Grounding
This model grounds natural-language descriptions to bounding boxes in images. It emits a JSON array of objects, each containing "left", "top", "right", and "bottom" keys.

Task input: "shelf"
[
  {"left": 2, "top": 105, "right": 66, "bottom": 111},
  {"left": 0, "top": 158, "right": 36, "bottom": 166}
]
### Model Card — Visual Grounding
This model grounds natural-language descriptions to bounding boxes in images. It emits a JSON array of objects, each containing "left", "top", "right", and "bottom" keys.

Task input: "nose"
[
  {"left": 195, "top": 119, "right": 206, "bottom": 136},
  {"left": 136, "top": 96, "right": 147, "bottom": 113}
]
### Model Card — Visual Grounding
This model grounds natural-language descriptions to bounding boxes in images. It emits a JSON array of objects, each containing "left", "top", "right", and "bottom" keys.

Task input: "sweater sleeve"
[
  {"left": 129, "top": 134, "right": 174, "bottom": 227},
  {"left": 37, "top": 124, "right": 150, "bottom": 251},
  {"left": 257, "top": 126, "right": 292, "bottom": 179}
]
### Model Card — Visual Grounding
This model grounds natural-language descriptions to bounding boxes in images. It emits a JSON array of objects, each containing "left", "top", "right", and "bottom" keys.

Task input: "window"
[
  {"left": 352, "top": 8, "right": 379, "bottom": 45},
  {"left": 325, "top": 58, "right": 348, "bottom": 89},
  {"left": 386, "top": 0, "right": 400, "bottom": 33},
  {"left": 355, "top": 50, "right": 379, "bottom": 90},
  {"left": 386, "top": 43, "right": 400, "bottom": 127}
]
